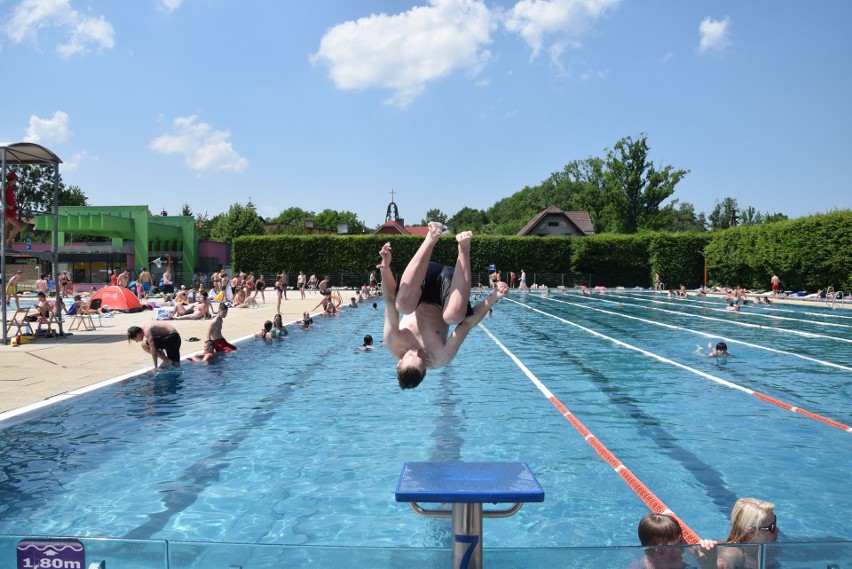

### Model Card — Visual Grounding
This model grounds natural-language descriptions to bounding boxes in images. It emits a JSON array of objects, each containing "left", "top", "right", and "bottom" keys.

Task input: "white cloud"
[
  {"left": 698, "top": 16, "right": 731, "bottom": 54},
  {"left": 4, "top": 0, "right": 114, "bottom": 58},
  {"left": 158, "top": 0, "right": 184, "bottom": 13},
  {"left": 149, "top": 115, "right": 249, "bottom": 174},
  {"left": 311, "top": 0, "right": 497, "bottom": 108},
  {"left": 25, "top": 110, "right": 72, "bottom": 143},
  {"left": 61, "top": 150, "right": 96, "bottom": 172},
  {"left": 504, "top": 0, "right": 620, "bottom": 61}
]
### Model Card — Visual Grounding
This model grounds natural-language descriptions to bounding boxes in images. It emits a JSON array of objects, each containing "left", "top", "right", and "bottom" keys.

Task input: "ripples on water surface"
[{"left": 0, "top": 291, "right": 849, "bottom": 547}]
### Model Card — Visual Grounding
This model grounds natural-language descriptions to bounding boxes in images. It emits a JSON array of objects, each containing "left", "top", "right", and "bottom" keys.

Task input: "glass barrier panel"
[
  {"left": 3, "top": 536, "right": 852, "bottom": 568},
  {"left": 2, "top": 535, "right": 166, "bottom": 569},
  {"left": 763, "top": 540, "right": 852, "bottom": 568}
]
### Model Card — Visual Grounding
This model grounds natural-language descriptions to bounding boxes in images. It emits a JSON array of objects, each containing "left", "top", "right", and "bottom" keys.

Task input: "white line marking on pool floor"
[{"left": 502, "top": 298, "right": 851, "bottom": 433}]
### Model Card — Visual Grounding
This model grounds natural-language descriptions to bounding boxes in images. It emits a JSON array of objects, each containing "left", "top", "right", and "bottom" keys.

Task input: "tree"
[
  {"left": 181, "top": 203, "right": 193, "bottom": 216},
  {"left": 210, "top": 202, "right": 267, "bottom": 243},
  {"left": 420, "top": 209, "right": 448, "bottom": 226},
  {"left": 605, "top": 134, "right": 688, "bottom": 233},
  {"left": 313, "top": 209, "right": 367, "bottom": 234},
  {"left": 270, "top": 207, "right": 316, "bottom": 234},
  {"left": 9, "top": 165, "right": 88, "bottom": 214},
  {"left": 708, "top": 198, "right": 739, "bottom": 230},
  {"left": 667, "top": 202, "right": 707, "bottom": 232},
  {"left": 447, "top": 207, "right": 488, "bottom": 233},
  {"left": 563, "top": 157, "right": 617, "bottom": 233},
  {"left": 195, "top": 211, "right": 216, "bottom": 240}
]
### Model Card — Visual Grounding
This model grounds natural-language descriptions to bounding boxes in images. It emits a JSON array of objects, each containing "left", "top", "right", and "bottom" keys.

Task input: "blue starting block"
[{"left": 395, "top": 462, "right": 544, "bottom": 569}]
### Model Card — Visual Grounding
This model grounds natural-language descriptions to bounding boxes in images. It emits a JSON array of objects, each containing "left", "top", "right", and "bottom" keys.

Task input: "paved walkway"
[{"left": 0, "top": 290, "right": 334, "bottom": 418}]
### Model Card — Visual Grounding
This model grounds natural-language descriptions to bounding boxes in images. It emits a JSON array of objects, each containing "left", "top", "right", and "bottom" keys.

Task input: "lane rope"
[
  {"left": 541, "top": 295, "right": 851, "bottom": 372},
  {"left": 630, "top": 291, "right": 852, "bottom": 321},
  {"left": 479, "top": 323, "right": 703, "bottom": 544},
  {"left": 617, "top": 291, "right": 852, "bottom": 330},
  {"left": 564, "top": 291, "right": 852, "bottom": 345},
  {"left": 505, "top": 298, "right": 852, "bottom": 433}
]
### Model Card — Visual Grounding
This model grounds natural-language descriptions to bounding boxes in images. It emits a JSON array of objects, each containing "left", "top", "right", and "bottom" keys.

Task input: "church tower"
[{"left": 385, "top": 189, "right": 403, "bottom": 226}]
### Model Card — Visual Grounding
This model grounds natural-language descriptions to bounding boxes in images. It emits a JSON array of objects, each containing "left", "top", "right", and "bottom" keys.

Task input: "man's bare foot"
[
  {"left": 377, "top": 242, "right": 392, "bottom": 270},
  {"left": 456, "top": 230, "right": 473, "bottom": 252},
  {"left": 426, "top": 221, "right": 443, "bottom": 240}
]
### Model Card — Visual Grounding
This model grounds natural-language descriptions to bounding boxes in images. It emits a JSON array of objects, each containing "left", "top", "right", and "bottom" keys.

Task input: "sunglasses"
[{"left": 757, "top": 521, "right": 777, "bottom": 533}]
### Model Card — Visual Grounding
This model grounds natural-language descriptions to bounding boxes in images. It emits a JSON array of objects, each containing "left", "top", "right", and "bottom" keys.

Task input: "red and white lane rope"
[
  {"left": 480, "top": 323, "right": 703, "bottom": 544},
  {"left": 506, "top": 298, "right": 852, "bottom": 433}
]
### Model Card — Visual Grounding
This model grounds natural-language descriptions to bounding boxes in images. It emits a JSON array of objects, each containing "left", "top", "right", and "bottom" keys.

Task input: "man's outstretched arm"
[
  {"left": 378, "top": 243, "right": 402, "bottom": 345},
  {"left": 436, "top": 281, "right": 508, "bottom": 366}
]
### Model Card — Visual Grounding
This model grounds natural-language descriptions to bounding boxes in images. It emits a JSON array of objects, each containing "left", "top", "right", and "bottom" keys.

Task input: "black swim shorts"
[
  {"left": 417, "top": 262, "right": 474, "bottom": 317},
  {"left": 153, "top": 331, "right": 182, "bottom": 363}
]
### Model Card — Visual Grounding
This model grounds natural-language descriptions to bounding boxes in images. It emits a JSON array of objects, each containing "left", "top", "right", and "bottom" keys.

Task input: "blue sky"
[{"left": 2, "top": 0, "right": 850, "bottom": 230}]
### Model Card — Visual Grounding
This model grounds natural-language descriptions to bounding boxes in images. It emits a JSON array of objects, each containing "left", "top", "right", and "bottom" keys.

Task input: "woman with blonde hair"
[{"left": 720, "top": 498, "right": 778, "bottom": 568}]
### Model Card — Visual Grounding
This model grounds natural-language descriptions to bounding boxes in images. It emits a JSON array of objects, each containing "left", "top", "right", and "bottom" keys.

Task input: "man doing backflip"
[{"left": 378, "top": 222, "right": 508, "bottom": 389}]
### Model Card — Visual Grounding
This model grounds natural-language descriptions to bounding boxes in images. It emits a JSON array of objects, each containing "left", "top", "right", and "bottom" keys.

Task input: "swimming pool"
[{"left": 0, "top": 291, "right": 850, "bottom": 552}]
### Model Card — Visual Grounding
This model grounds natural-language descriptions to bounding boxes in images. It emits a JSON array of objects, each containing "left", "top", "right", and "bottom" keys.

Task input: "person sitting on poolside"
[
  {"left": 34, "top": 291, "right": 56, "bottom": 320},
  {"left": 378, "top": 222, "right": 509, "bottom": 390},
  {"left": 207, "top": 303, "right": 237, "bottom": 352},
  {"left": 173, "top": 291, "right": 212, "bottom": 319},
  {"left": 188, "top": 340, "right": 218, "bottom": 364},
  {"left": 628, "top": 513, "right": 719, "bottom": 569}
]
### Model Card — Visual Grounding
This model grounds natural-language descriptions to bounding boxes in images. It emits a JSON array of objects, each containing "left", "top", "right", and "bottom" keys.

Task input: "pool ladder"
[{"left": 825, "top": 286, "right": 845, "bottom": 309}]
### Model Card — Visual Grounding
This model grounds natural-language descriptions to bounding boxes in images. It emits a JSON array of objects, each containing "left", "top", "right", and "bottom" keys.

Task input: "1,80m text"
[{"left": 20, "top": 560, "right": 82, "bottom": 569}]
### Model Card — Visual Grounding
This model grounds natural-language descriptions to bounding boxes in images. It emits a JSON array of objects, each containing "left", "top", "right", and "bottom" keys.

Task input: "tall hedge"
[
  {"left": 572, "top": 234, "right": 649, "bottom": 287},
  {"left": 233, "top": 211, "right": 851, "bottom": 292},
  {"left": 233, "top": 234, "right": 577, "bottom": 281},
  {"left": 705, "top": 211, "right": 852, "bottom": 292},
  {"left": 648, "top": 232, "right": 712, "bottom": 290}
]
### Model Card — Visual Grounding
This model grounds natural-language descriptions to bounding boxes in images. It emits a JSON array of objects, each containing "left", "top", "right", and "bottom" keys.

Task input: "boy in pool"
[
  {"left": 629, "top": 513, "right": 719, "bottom": 569},
  {"left": 378, "top": 222, "right": 508, "bottom": 390},
  {"left": 188, "top": 340, "right": 218, "bottom": 364},
  {"left": 696, "top": 341, "right": 732, "bottom": 356}
]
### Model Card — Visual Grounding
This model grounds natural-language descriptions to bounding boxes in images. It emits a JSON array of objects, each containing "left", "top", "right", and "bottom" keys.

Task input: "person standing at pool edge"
[
  {"left": 770, "top": 274, "right": 780, "bottom": 297},
  {"left": 378, "top": 222, "right": 509, "bottom": 389},
  {"left": 128, "top": 322, "right": 182, "bottom": 369}
]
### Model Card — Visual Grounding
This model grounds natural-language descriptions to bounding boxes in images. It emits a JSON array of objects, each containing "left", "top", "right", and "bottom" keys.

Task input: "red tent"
[{"left": 89, "top": 286, "right": 143, "bottom": 312}]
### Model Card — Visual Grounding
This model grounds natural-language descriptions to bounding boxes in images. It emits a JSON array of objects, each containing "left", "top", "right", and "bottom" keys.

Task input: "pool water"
[{"left": 0, "top": 291, "right": 849, "bottom": 549}]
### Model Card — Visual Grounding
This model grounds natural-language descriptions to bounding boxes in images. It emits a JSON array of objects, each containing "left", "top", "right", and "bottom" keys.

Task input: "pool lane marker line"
[
  {"left": 541, "top": 296, "right": 851, "bottom": 372},
  {"left": 505, "top": 298, "right": 852, "bottom": 433},
  {"left": 618, "top": 291, "right": 852, "bottom": 329},
  {"left": 479, "top": 323, "right": 703, "bottom": 545},
  {"left": 603, "top": 292, "right": 852, "bottom": 339},
  {"left": 622, "top": 291, "right": 852, "bottom": 322},
  {"left": 564, "top": 291, "right": 852, "bottom": 345}
]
